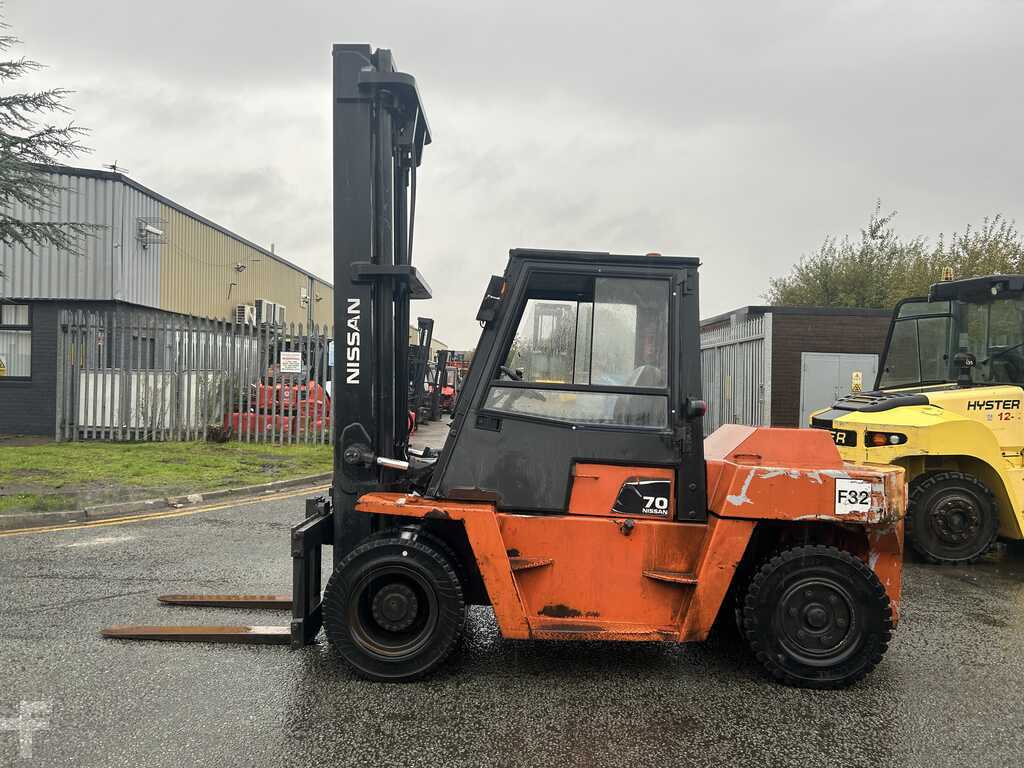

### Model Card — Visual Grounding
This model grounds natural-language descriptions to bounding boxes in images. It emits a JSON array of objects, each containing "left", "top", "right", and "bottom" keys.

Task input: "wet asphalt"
[{"left": 2, "top": 478, "right": 1024, "bottom": 766}]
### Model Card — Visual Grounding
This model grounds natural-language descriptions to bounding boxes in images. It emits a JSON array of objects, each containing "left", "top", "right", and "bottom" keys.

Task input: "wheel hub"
[
  {"left": 930, "top": 494, "right": 980, "bottom": 545},
  {"left": 804, "top": 605, "right": 829, "bottom": 629},
  {"left": 778, "top": 579, "right": 855, "bottom": 663},
  {"left": 371, "top": 583, "right": 419, "bottom": 632}
]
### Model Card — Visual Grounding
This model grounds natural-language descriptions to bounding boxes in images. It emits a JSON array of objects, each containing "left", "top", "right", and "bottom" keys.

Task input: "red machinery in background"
[{"left": 225, "top": 352, "right": 331, "bottom": 439}]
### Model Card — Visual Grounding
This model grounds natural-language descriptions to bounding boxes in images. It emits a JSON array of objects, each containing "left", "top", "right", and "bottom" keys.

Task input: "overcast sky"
[{"left": 12, "top": 1, "right": 1024, "bottom": 347}]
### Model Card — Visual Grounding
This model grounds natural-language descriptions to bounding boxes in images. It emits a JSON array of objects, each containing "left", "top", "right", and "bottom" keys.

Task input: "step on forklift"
[
  {"left": 104, "top": 44, "right": 907, "bottom": 689},
  {"left": 812, "top": 274, "right": 1024, "bottom": 564}
]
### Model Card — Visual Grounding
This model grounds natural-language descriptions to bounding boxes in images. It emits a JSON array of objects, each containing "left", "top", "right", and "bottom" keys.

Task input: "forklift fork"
[{"left": 102, "top": 497, "right": 333, "bottom": 648}]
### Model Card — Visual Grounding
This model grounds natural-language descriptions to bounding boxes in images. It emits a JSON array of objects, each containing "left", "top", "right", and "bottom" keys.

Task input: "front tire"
[
  {"left": 741, "top": 545, "right": 893, "bottom": 689},
  {"left": 321, "top": 530, "right": 466, "bottom": 681},
  {"left": 906, "top": 472, "right": 999, "bottom": 565}
]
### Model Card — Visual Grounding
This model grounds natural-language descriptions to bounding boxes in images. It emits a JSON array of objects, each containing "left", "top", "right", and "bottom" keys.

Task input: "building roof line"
[
  {"left": 36, "top": 163, "right": 333, "bottom": 288},
  {"left": 701, "top": 304, "right": 894, "bottom": 327}
]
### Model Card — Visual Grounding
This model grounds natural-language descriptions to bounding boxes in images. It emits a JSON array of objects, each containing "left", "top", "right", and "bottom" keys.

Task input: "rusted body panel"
[
  {"left": 705, "top": 424, "right": 905, "bottom": 524},
  {"left": 867, "top": 520, "right": 905, "bottom": 624},
  {"left": 357, "top": 426, "right": 906, "bottom": 642},
  {"left": 568, "top": 464, "right": 676, "bottom": 518}
]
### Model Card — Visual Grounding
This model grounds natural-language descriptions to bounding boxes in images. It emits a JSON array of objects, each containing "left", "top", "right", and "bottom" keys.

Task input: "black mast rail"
[
  {"left": 102, "top": 44, "right": 436, "bottom": 650},
  {"left": 331, "top": 44, "right": 432, "bottom": 563}
]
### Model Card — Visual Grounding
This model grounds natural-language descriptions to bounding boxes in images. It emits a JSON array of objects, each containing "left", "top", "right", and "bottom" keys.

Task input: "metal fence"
[
  {"left": 55, "top": 310, "right": 334, "bottom": 444},
  {"left": 700, "top": 314, "right": 772, "bottom": 435}
]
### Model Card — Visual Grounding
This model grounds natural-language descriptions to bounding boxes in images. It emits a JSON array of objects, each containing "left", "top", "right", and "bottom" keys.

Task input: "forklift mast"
[
  {"left": 430, "top": 348, "right": 451, "bottom": 420},
  {"left": 408, "top": 316, "right": 435, "bottom": 416},
  {"left": 331, "top": 45, "right": 432, "bottom": 561}
]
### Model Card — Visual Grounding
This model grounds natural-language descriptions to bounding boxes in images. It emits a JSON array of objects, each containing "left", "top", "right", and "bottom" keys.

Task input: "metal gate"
[
  {"left": 54, "top": 309, "right": 335, "bottom": 444},
  {"left": 700, "top": 315, "right": 772, "bottom": 435}
]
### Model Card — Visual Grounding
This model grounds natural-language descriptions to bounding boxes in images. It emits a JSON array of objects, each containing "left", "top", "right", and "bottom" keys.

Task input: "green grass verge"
[{"left": 0, "top": 441, "right": 332, "bottom": 515}]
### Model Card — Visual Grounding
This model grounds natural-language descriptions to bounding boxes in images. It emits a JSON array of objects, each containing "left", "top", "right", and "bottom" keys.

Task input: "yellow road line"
[{"left": 0, "top": 484, "right": 330, "bottom": 539}]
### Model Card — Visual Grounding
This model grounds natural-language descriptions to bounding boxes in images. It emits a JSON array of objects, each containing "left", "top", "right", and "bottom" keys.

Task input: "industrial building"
[
  {"left": 0, "top": 165, "right": 334, "bottom": 435},
  {"left": 700, "top": 304, "right": 893, "bottom": 432}
]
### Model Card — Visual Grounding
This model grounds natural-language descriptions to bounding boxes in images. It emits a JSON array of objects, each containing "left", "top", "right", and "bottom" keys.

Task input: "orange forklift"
[{"left": 104, "top": 44, "right": 906, "bottom": 689}]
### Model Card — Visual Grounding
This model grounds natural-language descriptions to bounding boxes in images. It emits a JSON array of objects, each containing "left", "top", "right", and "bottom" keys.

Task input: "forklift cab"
[{"left": 428, "top": 250, "right": 707, "bottom": 522}]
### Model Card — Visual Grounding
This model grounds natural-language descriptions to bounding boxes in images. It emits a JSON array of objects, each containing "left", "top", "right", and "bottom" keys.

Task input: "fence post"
[
  {"left": 114, "top": 309, "right": 124, "bottom": 441},
  {"left": 290, "top": 322, "right": 299, "bottom": 446},
  {"left": 239, "top": 320, "right": 251, "bottom": 443},
  {"left": 54, "top": 310, "right": 65, "bottom": 441},
  {"left": 215, "top": 317, "right": 225, "bottom": 440},
  {"left": 260, "top": 319, "right": 271, "bottom": 445},
  {"left": 323, "top": 324, "right": 333, "bottom": 448},
  {"left": 305, "top": 322, "right": 316, "bottom": 446},
  {"left": 100, "top": 311, "right": 111, "bottom": 440},
  {"left": 228, "top": 317, "right": 238, "bottom": 442},
  {"left": 62, "top": 311, "right": 74, "bottom": 442},
  {"left": 199, "top": 316, "right": 208, "bottom": 443}
]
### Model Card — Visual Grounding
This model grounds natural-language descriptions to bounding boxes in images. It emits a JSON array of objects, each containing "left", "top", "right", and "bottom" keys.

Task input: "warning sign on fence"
[{"left": 279, "top": 351, "right": 302, "bottom": 374}]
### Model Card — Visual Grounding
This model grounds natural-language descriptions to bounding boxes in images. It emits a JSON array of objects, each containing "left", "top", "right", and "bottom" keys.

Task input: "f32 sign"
[{"left": 834, "top": 478, "right": 872, "bottom": 515}]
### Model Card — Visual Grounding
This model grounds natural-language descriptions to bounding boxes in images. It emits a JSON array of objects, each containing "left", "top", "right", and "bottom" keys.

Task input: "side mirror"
[
  {"left": 475, "top": 275, "right": 507, "bottom": 323},
  {"left": 685, "top": 398, "right": 707, "bottom": 419},
  {"left": 953, "top": 351, "right": 976, "bottom": 386}
]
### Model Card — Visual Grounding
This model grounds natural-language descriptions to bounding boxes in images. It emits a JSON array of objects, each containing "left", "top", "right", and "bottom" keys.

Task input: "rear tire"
[
  {"left": 906, "top": 472, "right": 999, "bottom": 565},
  {"left": 741, "top": 545, "right": 893, "bottom": 689},
  {"left": 322, "top": 531, "right": 466, "bottom": 681}
]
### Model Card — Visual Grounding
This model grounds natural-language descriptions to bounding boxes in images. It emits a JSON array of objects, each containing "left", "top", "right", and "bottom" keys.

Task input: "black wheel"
[
  {"left": 741, "top": 545, "right": 892, "bottom": 689},
  {"left": 321, "top": 529, "right": 466, "bottom": 681},
  {"left": 907, "top": 472, "right": 999, "bottom": 565}
]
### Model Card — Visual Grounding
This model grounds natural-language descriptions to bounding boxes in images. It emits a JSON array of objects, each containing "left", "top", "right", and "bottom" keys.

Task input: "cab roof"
[
  {"left": 509, "top": 248, "right": 700, "bottom": 269},
  {"left": 930, "top": 274, "right": 1024, "bottom": 301}
]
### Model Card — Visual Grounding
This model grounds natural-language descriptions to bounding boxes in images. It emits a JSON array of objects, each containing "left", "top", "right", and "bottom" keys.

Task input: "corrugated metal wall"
[
  {"left": 0, "top": 172, "right": 160, "bottom": 304},
  {"left": 700, "top": 314, "right": 772, "bottom": 435},
  {"left": 1, "top": 168, "right": 334, "bottom": 327},
  {"left": 159, "top": 204, "right": 324, "bottom": 323},
  {"left": 310, "top": 277, "right": 334, "bottom": 326}
]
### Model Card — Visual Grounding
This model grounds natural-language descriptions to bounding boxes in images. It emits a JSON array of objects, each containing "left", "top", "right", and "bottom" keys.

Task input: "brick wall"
[
  {"left": 770, "top": 311, "right": 892, "bottom": 427},
  {"left": 0, "top": 302, "right": 58, "bottom": 436}
]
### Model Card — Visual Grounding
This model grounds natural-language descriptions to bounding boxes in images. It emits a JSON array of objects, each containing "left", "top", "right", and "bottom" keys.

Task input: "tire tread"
[
  {"left": 742, "top": 544, "right": 893, "bottom": 689},
  {"left": 321, "top": 532, "right": 466, "bottom": 682},
  {"left": 906, "top": 471, "right": 998, "bottom": 565}
]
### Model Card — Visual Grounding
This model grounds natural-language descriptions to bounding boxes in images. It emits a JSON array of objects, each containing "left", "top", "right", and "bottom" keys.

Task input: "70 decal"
[{"left": 643, "top": 495, "right": 669, "bottom": 511}]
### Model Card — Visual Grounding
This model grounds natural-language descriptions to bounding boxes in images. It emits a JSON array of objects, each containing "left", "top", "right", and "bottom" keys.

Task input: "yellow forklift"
[{"left": 812, "top": 275, "right": 1024, "bottom": 563}]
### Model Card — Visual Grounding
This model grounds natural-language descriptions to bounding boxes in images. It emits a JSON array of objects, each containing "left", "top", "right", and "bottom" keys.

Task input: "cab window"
[{"left": 487, "top": 273, "right": 670, "bottom": 428}]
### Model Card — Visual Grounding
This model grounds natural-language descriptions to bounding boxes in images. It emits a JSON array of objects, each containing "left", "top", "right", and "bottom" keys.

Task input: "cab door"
[
  {"left": 433, "top": 256, "right": 705, "bottom": 520},
  {"left": 427, "top": 254, "right": 709, "bottom": 632}
]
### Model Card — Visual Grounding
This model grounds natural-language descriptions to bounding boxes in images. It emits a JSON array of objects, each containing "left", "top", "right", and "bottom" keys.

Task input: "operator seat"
[
  {"left": 991, "top": 356, "right": 1022, "bottom": 384},
  {"left": 612, "top": 364, "right": 665, "bottom": 427}
]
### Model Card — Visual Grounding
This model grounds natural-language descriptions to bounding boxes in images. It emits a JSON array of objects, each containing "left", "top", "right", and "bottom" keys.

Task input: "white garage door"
[{"left": 799, "top": 352, "right": 878, "bottom": 427}]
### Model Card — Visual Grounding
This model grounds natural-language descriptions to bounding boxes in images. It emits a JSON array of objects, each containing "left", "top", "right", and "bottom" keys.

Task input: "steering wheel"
[
  {"left": 497, "top": 365, "right": 547, "bottom": 401},
  {"left": 498, "top": 365, "right": 522, "bottom": 381},
  {"left": 982, "top": 341, "right": 1024, "bottom": 366},
  {"left": 980, "top": 343, "right": 1024, "bottom": 383}
]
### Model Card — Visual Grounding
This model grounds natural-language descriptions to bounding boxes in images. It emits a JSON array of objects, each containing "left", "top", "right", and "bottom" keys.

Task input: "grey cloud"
[{"left": 8, "top": 0, "right": 1024, "bottom": 347}]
